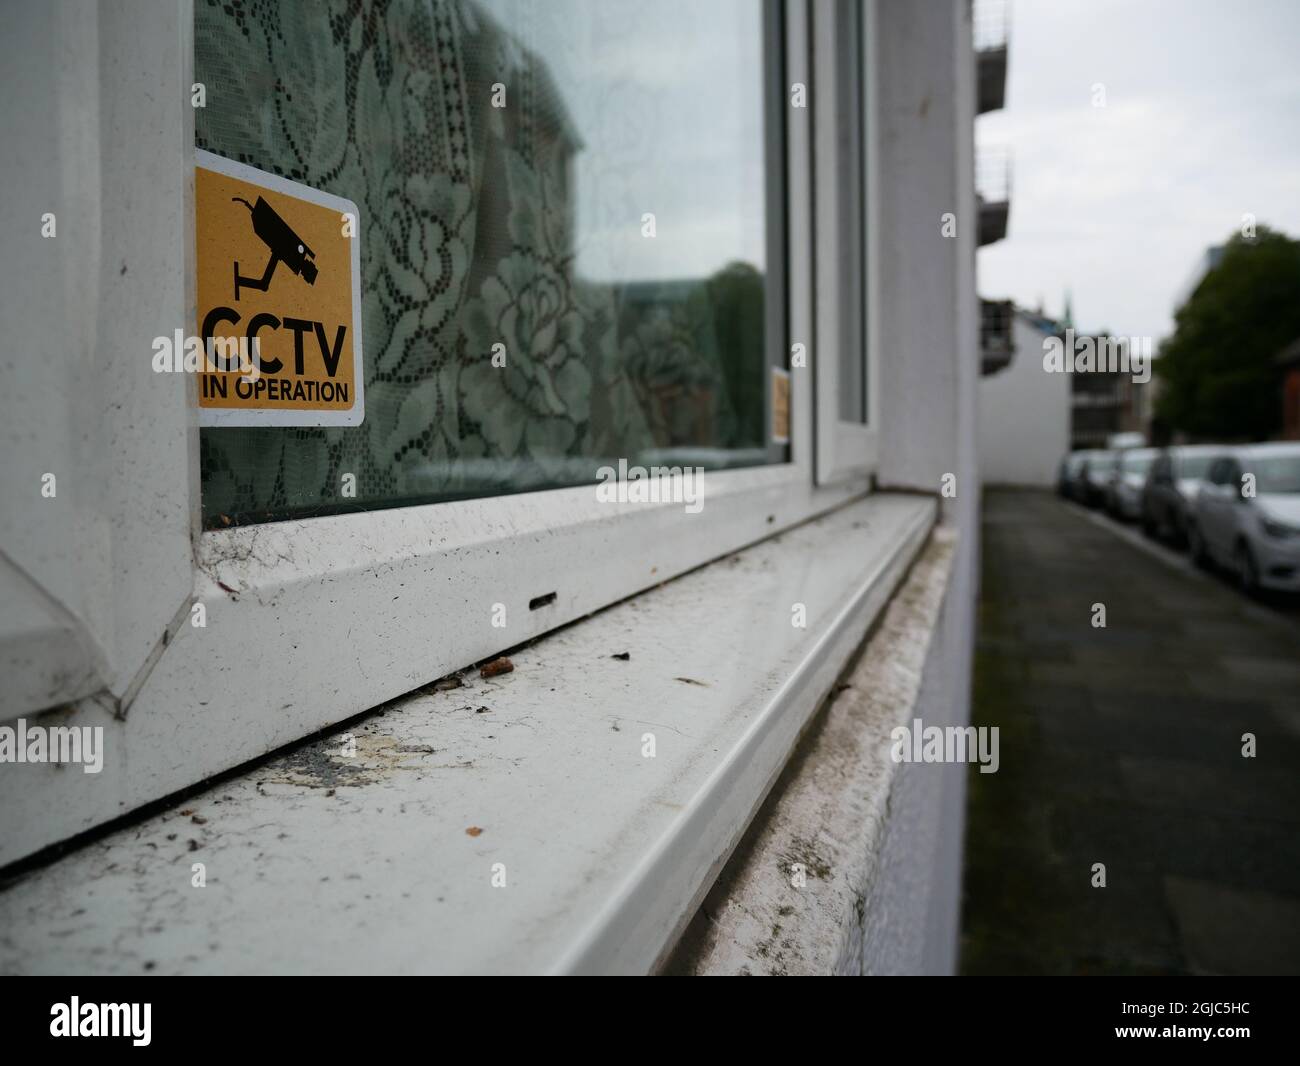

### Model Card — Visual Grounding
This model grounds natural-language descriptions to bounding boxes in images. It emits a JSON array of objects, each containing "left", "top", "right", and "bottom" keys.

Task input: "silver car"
[
  {"left": 1140, "top": 444, "right": 1222, "bottom": 544},
  {"left": 1189, "top": 443, "right": 1300, "bottom": 594}
]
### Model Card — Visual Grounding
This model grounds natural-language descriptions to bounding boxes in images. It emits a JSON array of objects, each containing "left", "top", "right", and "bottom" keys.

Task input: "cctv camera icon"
[{"left": 231, "top": 196, "right": 318, "bottom": 301}]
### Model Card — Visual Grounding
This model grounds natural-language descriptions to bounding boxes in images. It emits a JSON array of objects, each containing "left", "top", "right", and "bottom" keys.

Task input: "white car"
[
  {"left": 1107, "top": 447, "right": 1158, "bottom": 521},
  {"left": 1189, "top": 443, "right": 1300, "bottom": 594}
]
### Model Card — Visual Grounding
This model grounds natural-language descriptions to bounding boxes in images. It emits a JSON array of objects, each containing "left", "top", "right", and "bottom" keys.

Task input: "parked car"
[
  {"left": 1140, "top": 444, "right": 1222, "bottom": 544},
  {"left": 1107, "top": 447, "right": 1158, "bottom": 520},
  {"left": 1107, "top": 431, "right": 1145, "bottom": 450},
  {"left": 1081, "top": 450, "right": 1119, "bottom": 507},
  {"left": 1188, "top": 443, "right": 1300, "bottom": 594},
  {"left": 1057, "top": 451, "right": 1089, "bottom": 500}
]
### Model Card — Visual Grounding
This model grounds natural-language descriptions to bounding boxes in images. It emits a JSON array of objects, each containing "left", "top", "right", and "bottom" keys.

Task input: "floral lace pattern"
[{"left": 197, "top": 0, "right": 768, "bottom": 524}]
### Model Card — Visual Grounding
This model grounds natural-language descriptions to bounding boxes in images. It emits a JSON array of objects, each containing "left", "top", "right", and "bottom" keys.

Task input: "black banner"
[{"left": 0, "top": 978, "right": 1289, "bottom": 1053}]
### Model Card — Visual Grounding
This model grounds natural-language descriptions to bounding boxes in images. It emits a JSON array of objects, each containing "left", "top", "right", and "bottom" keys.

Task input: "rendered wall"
[
  {"left": 979, "top": 315, "right": 1071, "bottom": 486},
  {"left": 871, "top": 0, "right": 976, "bottom": 975}
]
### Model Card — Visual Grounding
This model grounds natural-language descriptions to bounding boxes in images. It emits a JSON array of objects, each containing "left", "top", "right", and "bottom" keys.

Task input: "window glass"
[
  {"left": 1176, "top": 453, "right": 1216, "bottom": 480},
  {"left": 1248, "top": 455, "right": 1300, "bottom": 493},
  {"left": 1120, "top": 452, "right": 1154, "bottom": 475},
  {"left": 195, "top": 0, "right": 776, "bottom": 525},
  {"left": 837, "top": 0, "right": 867, "bottom": 423}
]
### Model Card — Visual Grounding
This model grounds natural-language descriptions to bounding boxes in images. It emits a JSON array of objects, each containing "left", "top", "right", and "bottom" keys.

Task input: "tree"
[{"left": 1155, "top": 226, "right": 1300, "bottom": 440}]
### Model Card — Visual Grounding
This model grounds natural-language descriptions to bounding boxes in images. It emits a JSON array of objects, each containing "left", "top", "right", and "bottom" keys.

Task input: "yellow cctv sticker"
[{"left": 195, "top": 150, "right": 363, "bottom": 426}]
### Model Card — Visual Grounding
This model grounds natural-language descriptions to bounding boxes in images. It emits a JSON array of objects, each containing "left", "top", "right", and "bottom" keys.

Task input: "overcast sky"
[{"left": 978, "top": 0, "right": 1300, "bottom": 342}]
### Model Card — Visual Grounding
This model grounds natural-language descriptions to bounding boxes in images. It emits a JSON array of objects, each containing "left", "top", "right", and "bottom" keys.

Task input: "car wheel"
[
  {"left": 1188, "top": 523, "right": 1210, "bottom": 568},
  {"left": 1141, "top": 511, "right": 1158, "bottom": 538},
  {"left": 1235, "top": 541, "right": 1261, "bottom": 597}
]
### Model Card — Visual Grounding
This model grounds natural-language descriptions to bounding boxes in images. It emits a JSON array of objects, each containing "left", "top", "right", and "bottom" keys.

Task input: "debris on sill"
[
  {"left": 465, "top": 826, "right": 483, "bottom": 837},
  {"left": 611, "top": 652, "right": 631, "bottom": 661},
  {"left": 479, "top": 657, "right": 514, "bottom": 679}
]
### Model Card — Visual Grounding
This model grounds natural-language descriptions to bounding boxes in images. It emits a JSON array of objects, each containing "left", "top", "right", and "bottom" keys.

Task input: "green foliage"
[
  {"left": 1155, "top": 226, "right": 1300, "bottom": 439},
  {"left": 706, "top": 261, "right": 766, "bottom": 449}
]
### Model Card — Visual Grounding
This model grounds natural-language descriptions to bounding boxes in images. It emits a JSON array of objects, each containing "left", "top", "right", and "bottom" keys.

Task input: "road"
[{"left": 961, "top": 488, "right": 1300, "bottom": 975}]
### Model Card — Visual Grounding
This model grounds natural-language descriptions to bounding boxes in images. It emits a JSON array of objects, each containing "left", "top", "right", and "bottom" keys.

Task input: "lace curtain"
[{"left": 196, "top": 0, "right": 768, "bottom": 524}]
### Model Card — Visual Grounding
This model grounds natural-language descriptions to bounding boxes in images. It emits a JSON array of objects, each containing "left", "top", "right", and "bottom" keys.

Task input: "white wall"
[
  {"left": 870, "top": 0, "right": 978, "bottom": 974},
  {"left": 978, "top": 313, "right": 1071, "bottom": 486}
]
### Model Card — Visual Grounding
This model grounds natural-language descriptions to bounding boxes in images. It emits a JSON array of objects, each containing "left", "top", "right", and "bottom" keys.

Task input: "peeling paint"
[{"left": 260, "top": 731, "right": 440, "bottom": 790}]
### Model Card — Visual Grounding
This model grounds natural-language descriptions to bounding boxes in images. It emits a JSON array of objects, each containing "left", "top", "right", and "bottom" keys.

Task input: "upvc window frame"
[
  {"left": 1, "top": 0, "right": 887, "bottom": 862},
  {"left": 813, "top": 0, "right": 880, "bottom": 485},
  {"left": 0, "top": 0, "right": 197, "bottom": 724}
]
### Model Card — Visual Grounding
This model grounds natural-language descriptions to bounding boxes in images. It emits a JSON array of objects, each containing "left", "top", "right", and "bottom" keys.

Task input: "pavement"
[{"left": 961, "top": 488, "right": 1300, "bottom": 975}]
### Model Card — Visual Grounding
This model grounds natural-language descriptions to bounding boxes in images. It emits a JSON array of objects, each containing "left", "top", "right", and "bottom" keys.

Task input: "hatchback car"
[
  {"left": 1107, "top": 447, "right": 1158, "bottom": 521},
  {"left": 1140, "top": 444, "right": 1222, "bottom": 544},
  {"left": 1057, "top": 451, "right": 1089, "bottom": 500},
  {"left": 1189, "top": 443, "right": 1300, "bottom": 594}
]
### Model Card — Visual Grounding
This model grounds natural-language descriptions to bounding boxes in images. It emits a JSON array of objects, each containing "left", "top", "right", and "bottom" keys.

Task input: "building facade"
[
  {"left": 1070, "top": 346, "right": 1152, "bottom": 450},
  {"left": 979, "top": 308, "right": 1071, "bottom": 486}
]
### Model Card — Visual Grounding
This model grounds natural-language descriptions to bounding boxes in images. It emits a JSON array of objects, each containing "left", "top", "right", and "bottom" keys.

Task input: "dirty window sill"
[{"left": 0, "top": 493, "right": 936, "bottom": 975}]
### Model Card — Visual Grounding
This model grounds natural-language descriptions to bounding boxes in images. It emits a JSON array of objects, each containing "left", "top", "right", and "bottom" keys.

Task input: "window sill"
[
  {"left": 0, "top": 492, "right": 936, "bottom": 975},
  {"left": 667, "top": 526, "right": 959, "bottom": 974}
]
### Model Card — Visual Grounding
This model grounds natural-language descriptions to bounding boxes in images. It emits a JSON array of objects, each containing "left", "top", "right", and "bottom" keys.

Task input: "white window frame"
[
  {"left": 0, "top": 0, "right": 197, "bottom": 724},
  {"left": 813, "top": 0, "right": 880, "bottom": 484},
  {"left": 1, "top": 0, "right": 886, "bottom": 859}
]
